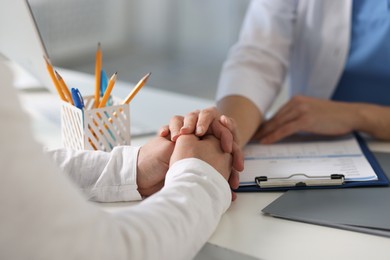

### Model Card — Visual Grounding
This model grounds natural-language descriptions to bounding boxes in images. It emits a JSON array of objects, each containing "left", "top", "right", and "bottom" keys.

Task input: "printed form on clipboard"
[{"left": 239, "top": 134, "right": 379, "bottom": 190}]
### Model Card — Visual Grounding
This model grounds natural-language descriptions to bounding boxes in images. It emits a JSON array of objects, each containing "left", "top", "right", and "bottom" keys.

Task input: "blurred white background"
[{"left": 29, "top": 0, "right": 251, "bottom": 99}]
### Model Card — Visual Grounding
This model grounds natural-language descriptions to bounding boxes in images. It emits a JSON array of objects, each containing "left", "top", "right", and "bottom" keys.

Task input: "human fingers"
[
  {"left": 205, "top": 115, "right": 240, "bottom": 152},
  {"left": 195, "top": 107, "right": 220, "bottom": 136},
  {"left": 180, "top": 110, "right": 200, "bottom": 135},
  {"left": 229, "top": 169, "right": 240, "bottom": 201},
  {"left": 159, "top": 125, "right": 170, "bottom": 138},
  {"left": 220, "top": 115, "right": 241, "bottom": 147},
  {"left": 201, "top": 135, "right": 232, "bottom": 181},
  {"left": 253, "top": 97, "right": 309, "bottom": 141},
  {"left": 203, "top": 116, "right": 244, "bottom": 171},
  {"left": 203, "top": 126, "right": 244, "bottom": 173},
  {"left": 270, "top": 96, "right": 310, "bottom": 122},
  {"left": 217, "top": 115, "right": 244, "bottom": 171},
  {"left": 229, "top": 169, "right": 240, "bottom": 190},
  {"left": 271, "top": 97, "right": 298, "bottom": 119},
  {"left": 256, "top": 108, "right": 301, "bottom": 140},
  {"left": 209, "top": 122, "right": 244, "bottom": 172},
  {"left": 169, "top": 115, "right": 184, "bottom": 142},
  {"left": 232, "top": 141, "right": 245, "bottom": 172},
  {"left": 231, "top": 191, "right": 237, "bottom": 201},
  {"left": 209, "top": 120, "right": 233, "bottom": 153},
  {"left": 260, "top": 118, "right": 304, "bottom": 144}
]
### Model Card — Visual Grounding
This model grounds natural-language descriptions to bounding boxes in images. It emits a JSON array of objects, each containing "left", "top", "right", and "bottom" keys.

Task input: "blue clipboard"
[{"left": 236, "top": 133, "right": 389, "bottom": 192}]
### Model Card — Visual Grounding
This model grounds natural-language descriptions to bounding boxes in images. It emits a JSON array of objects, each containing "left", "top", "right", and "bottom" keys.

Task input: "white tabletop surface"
[{"left": 13, "top": 62, "right": 390, "bottom": 260}]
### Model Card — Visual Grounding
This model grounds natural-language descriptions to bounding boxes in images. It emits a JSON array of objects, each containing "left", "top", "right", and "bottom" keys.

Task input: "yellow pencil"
[
  {"left": 55, "top": 70, "right": 73, "bottom": 105},
  {"left": 98, "top": 72, "right": 117, "bottom": 108},
  {"left": 121, "top": 72, "right": 151, "bottom": 104},
  {"left": 44, "top": 56, "right": 67, "bottom": 102},
  {"left": 94, "top": 42, "right": 102, "bottom": 108}
]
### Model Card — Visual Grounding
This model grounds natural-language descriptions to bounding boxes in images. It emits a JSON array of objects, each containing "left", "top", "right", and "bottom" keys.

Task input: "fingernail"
[
  {"left": 172, "top": 133, "right": 180, "bottom": 141},
  {"left": 196, "top": 126, "right": 203, "bottom": 135},
  {"left": 159, "top": 128, "right": 168, "bottom": 136},
  {"left": 220, "top": 115, "right": 227, "bottom": 124},
  {"left": 180, "top": 126, "right": 189, "bottom": 134}
]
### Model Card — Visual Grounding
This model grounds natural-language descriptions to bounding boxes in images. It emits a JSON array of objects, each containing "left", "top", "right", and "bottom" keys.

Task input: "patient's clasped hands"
[{"left": 136, "top": 107, "right": 244, "bottom": 200}]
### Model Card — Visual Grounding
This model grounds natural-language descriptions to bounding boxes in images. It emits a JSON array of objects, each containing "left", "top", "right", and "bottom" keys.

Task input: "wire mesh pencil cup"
[{"left": 61, "top": 95, "right": 131, "bottom": 152}]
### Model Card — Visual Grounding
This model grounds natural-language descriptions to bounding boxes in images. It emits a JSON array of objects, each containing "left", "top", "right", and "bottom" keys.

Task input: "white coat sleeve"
[
  {"left": 0, "top": 62, "right": 231, "bottom": 260},
  {"left": 216, "top": 0, "right": 298, "bottom": 114},
  {"left": 46, "top": 146, "right": 142, "bottom": 202}
]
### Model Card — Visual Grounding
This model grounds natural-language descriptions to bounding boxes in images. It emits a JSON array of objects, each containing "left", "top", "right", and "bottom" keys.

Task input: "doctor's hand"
[
  {"left": 137, "top": 135, "right": 175, "bottom": 197},
  {"left": 254, "top": 95, "right": 359, "bottom": 144},
  {"left": 160, "top": 107, "right": 244, "bottom": 172}
]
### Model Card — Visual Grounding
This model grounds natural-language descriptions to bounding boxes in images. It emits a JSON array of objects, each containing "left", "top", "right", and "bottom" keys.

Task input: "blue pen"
[
  {"left": 100, "top": 69, "right": 113, "bottom": 106},
  {"left": 71, "top": 88, "right": 84, "bottom": 109},
  {"left": 100, "top": 69, "right": 108, "bottom": 97}
]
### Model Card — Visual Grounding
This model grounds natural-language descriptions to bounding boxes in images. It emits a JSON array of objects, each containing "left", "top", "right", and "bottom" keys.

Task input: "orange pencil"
[
  {"left": 122, "top": 72, "right": 151, "bottom": 104},
  {"left": 94, "top": 43, "right": 102, "bottom": 108},
  {"left": 44, "top": 56, "right": 67, "bottom": 102},
  {"left": 98, "top": 72, "right": 117, "bottom": 108},
  {"left": 55, "top": 70, "right": 73, "bottom": 105}
]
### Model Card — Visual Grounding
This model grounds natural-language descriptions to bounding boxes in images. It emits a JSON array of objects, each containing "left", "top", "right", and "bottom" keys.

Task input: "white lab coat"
[
  {"left": 217, "top": 0, "right": 352, "bottom": 114},
  {"left": 0, "top": 62, "right": 231, "bottom": 260}
]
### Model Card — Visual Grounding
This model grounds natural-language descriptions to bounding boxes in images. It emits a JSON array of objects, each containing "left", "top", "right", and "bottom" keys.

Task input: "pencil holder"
[{"left": 61, "top": 96, "right": 131, "bottom": 152}]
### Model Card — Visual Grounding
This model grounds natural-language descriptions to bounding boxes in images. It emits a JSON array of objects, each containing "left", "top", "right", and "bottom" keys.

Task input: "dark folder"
[
  {"left": 262, "top": 152, "right": 390, "bottom": 238},
  {"left": 236, "top": 134, "right": 389, "bottom": 192}
]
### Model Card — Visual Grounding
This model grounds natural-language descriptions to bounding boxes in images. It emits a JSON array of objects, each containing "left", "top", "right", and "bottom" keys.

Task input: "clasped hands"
[{"left": 136, "top": 107, "right": 244, "bottom": 200}]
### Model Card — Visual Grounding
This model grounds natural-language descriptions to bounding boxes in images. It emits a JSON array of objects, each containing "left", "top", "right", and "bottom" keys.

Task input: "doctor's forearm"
[{"left": 217, "top": 95, "right": 263, "bottom": 147}]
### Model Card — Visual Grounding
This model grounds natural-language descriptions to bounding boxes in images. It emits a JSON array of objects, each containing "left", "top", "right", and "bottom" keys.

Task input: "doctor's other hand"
[
  {"left": 254, "top": 95, "right": 359, "bottom": 144},
  {"left": 137, "top": 136, "right": 175, "bottom": 197},
  {"left": 161, "top": 107, "right": 244, "bottom": 172},
  {"left": 170, "top": 134, "right": 232, "bottom": 182}
]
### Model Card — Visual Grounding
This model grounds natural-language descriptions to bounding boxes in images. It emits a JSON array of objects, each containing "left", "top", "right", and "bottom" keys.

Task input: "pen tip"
[
  {"left": 54, "top": 70, "right": 62, "bottom": 79},
  {"left": 143, "top": 72, "right": 151, "bottom": 80}
]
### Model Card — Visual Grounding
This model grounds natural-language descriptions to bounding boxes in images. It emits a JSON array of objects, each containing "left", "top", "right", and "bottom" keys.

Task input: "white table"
[{"left": 15, "top": 64, "right": 390, "bottom": 260}]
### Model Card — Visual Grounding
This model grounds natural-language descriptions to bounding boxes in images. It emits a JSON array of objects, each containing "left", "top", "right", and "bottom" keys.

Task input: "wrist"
[
  {"left": 353, "top": 103, "right": 390, "bottom": 139},
  {"left": 342, "top": 102, "right": 366, "bottom": 131}
]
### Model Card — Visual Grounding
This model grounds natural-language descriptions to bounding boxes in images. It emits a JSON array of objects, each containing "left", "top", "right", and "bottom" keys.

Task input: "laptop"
[{"left": 0, "top": 0, "right": 54, "bottom": 92}]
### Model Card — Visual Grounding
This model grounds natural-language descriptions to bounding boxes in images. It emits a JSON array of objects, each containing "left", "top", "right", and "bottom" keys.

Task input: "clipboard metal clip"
[{"left": 255, "top": 174, "right": 345, "bottom": 188}]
